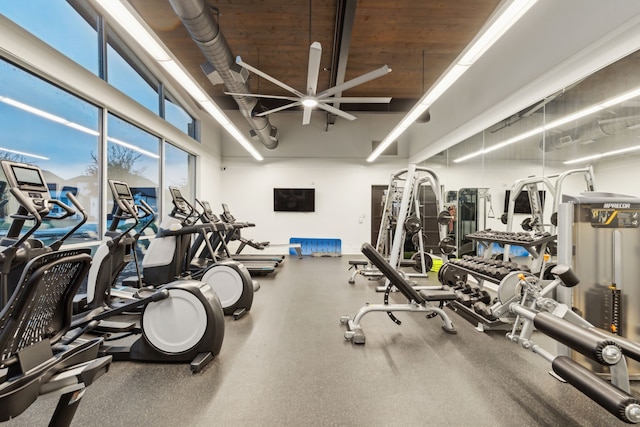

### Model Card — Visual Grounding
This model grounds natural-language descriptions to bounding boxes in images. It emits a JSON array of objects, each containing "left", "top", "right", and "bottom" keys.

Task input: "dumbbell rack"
[
  {"left": 443, "top": 230, "right": 557, "bottom": 331},
  {"left": 466, "top": 230, "right": 556, "bottom": 274}
]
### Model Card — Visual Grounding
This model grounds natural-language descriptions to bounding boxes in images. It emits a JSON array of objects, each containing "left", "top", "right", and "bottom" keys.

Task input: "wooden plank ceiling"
[{"left": 129, "top": 0, "right": 501, "bottom": 113}]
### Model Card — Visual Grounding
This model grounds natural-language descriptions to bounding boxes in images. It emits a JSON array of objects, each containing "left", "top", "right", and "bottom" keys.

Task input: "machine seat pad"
[
  {"left": 349, "top": 260, "right": 368, "bottom": 266},
  {"left": 418, "top": 289, "right": 457, "bottom": 301}
]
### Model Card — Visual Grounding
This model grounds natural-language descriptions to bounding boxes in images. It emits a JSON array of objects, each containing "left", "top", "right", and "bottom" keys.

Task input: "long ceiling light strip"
[
  {"left": 367, "top": 0, "right": 538, "bottom": 163},
  {"left": 93, "top": 0, "right": 263, "bottom": 161},
  {"left": 454, "top": 84, "right": 640, "bottom": 163}
]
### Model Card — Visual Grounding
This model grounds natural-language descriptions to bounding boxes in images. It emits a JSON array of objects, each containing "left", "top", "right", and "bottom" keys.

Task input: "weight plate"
[
  {"left": 411, "top": 232, "right": 427, "bottom": 248},
  {"left": 437, "top": 210, "right": 452, "bottom": 225},
  {"left": 497, "top": 271, "right": 534, "bottom": 304},
  {"left": 441, "top": 264, "right": 467, "bottom": 288},
  {"left": 411, "top": 252, "right": 433, "bottom": 272},
  {"left": 404, "top": 215, "right": 422, "bottom": 234},
  {"left": 438, "top": 236, "right": 456, "bottom": 255}
]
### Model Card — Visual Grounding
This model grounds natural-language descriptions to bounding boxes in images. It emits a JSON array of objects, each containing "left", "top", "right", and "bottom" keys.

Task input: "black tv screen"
[
  {"left": 274, "top": 188, "right": 315, "bottom": 212},
  {"left": 504, "top": 190, "right": 545, "bottom": 214}
]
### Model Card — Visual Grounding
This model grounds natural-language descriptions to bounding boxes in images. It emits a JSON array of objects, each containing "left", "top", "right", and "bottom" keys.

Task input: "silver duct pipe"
[
  {"left": 168, "top": 0, "right": 278, "bottom": 149},
  {"left": 542, "top": 115, "right": 640, "bottom": 151}
]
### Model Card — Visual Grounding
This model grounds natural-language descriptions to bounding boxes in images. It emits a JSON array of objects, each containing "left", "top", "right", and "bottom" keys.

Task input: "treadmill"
[
  {"left": 219, "top": 203, "right": 285, "bottom": 265},
  {"left": 167, "top": 190, "right": 277, "bottom": 277}
]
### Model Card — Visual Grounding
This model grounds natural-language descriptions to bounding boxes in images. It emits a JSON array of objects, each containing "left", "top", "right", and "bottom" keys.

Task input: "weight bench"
[
  {"left": 347, "top": 258, "right": 420, "bottom": 285},
  {"left": 341, "top": 242, "right": 457, "bottom": 344}
]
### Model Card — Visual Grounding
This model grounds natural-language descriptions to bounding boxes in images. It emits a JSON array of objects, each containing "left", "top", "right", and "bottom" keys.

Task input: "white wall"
[
  {"left": 219, "top": 157, "right": 407, "bottom": 254},
  {"left": 593, "top": 157, "right": 640, "bottom": 199},
  {"left": 222, "top": 111, "right": 407, "bottom": 159},
  {"left": 219, "top": 112, "right": 410, "bottom": 254}
]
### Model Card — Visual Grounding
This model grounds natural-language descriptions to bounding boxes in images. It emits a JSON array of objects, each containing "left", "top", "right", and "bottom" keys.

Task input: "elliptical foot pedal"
[
  {"left": 190, "top": 352, "right": 213, "bottom": 373},
  {"left": 95, "top": 320, "right": 137, "bottom": 333},
  {"left": 233, "top": 308, "right": 247, "bottom": 320}
]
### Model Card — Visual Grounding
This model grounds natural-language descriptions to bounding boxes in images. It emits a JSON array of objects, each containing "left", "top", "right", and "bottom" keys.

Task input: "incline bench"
[{"left": 341, "top": 242, "right": 457, "bottom": 344}]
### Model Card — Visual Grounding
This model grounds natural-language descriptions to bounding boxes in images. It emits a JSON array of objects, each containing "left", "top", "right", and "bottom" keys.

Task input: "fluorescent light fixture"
[
  {"left": 93, "top": 0, "right": 170, "bottom": 62},
  {"left": 458, "top": 0, "right": 538, "bottom": 66},
  {"left": 107, "top": 137, "right": 160, "bottom": 159},
  {"left": 454, "top": 84, "right": 640, "bottom": 163},
  {"left": 368, "top": 0, "right": 538, "bottom": 163},
  {"left": 158, "top": 60, "right": 208, "bottom": 103},
  {"left": 0, "top": 147, "right": 49, "bottom": 160},
  {"left": 94, "top": 0, "right": 263, "bottom": 161},
  {"left": 564, "top": 144, "right": 640, "bottom": 165}
]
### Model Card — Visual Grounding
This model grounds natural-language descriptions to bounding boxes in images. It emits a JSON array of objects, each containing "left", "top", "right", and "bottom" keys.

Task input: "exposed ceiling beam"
[{"left": 326, "top": 0, "right": 356, "bottom": 128}]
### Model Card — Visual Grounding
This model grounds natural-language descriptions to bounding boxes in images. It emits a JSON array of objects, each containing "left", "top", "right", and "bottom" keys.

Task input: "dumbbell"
[
  {"left": 473, "top": 301, "right": 498, "bottom": 321},
  {"left": 470, "top": 290, "right": 492, "bottom": 305}
]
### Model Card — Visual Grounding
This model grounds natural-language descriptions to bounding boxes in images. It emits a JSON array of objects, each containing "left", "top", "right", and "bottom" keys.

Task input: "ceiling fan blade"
[
  {"left": 306, "top": 42, "right": 322, "bottom": 96},
  {"left": 224, "top": 91, "right": 299, "bottom": 101},
  {"left": 316, "top": 103, "right": 357, "bottom": 121},
  {"left": 317, "top": 65, "right": 391, "bottom": 99},
  {"left": 320, "top": 97, "right": 392, "bottom": 103},
  {"left": 254, "top": 101, "right": 302, "bottom": 117},
  {"left": 236, "top": 56, "right": 304, "bottom": 98},
  {"left": 302, "top": 106, "right": 313, "bottom": 125}
]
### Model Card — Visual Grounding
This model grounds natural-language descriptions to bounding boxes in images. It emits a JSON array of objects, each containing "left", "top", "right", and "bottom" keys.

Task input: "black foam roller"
[
  {"left": 552, "top": 356, "right": 640, "bottom": 423},
  {"left": 534, "top": 312, "right": 619, "bottom": 365},
  {"left": 550, "top": 264, "right": 580, "bottom": 287}
]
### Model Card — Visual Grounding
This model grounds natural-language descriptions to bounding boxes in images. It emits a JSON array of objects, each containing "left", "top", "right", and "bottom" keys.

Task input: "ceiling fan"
[{"left": 225, "top": 41, "right": 392, "bottom": 125}]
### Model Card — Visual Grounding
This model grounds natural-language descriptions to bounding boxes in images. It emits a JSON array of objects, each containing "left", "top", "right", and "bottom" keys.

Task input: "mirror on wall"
[{"left": 426, "top": 47, "right": 640, "bottom": 237}]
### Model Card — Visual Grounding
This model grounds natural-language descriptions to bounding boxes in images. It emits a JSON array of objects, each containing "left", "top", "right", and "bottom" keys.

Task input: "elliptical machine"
[
  {"left": 0, "top": 160, "right": 89, "bottom": 307},
  {"left": 139, "top": 186, "right": 255, "bottom": 320},
  {"left": 60, "top": 178, "right": 225, "bottom": 373}
]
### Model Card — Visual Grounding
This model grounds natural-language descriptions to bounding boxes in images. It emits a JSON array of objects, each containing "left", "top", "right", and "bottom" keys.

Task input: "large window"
[
  {"left": 106, "top": 113, "right": 160, "bottom": 233},
  {"left": 0, "top": 0, "right": 99, "bottom": 75},
  {"left": 164, "top": 142, "right": 196, "bottom": 214},
  {"left": 2, "top": 1, "right": 199, "bottom": 140},
  {"left": 164, "top": 90, "right": 197, "bottom": 138},
  {"left": 0, "top": 59, "right": 100, "bottom": 244},
  {"left": 107, "top": 26, "right": 160, "bottom": 115}
]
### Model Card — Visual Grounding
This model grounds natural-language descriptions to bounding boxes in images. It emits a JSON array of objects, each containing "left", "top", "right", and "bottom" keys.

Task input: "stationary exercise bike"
[
  {"left": 139, "top": 186, "right": 255, "bottom": 320},
  {"left": 67, "top": 179, "right": 225, "bottom": 373}
]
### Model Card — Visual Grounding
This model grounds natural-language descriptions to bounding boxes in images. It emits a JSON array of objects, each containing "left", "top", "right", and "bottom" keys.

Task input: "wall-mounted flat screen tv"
[
  {"left": 274, "top": 188, "right": 315, "bottom": 212},
  {"left": 504, "top": 190, "right": 546, "bottom": 214}
]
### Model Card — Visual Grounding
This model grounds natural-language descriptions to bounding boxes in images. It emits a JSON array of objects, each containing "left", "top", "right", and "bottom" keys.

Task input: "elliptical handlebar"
[
  {"left": 49, "top": 192, "right": 89, "bottom": 251},
  {"left": 137, "top": 199, "right": 157, "bottom": 237},
  {"left": 8, "top": 187, "right": 42, "bottom": 248}
]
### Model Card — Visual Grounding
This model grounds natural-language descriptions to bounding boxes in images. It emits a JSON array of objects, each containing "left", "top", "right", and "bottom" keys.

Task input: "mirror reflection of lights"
[{"left": 0, "top": 95, "right": 159, "bottom": 159}]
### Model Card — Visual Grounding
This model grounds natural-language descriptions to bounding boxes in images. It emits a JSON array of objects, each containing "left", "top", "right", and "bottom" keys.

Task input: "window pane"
[
  {"left": 164, "top": 142, "right": 195, "bottom": 215},
  {"left": 0, "top": 0, "right": 99, "bottom": 75},
  {"left": 106, "top": 113, "right": 159, "bottom": 234},
  {"left": 164, "top": 91, "right": 196, "bottom": 138},
  {"left": 0, "top": 59, "right": 100, "bottom": 245},
  {"left": 107, "top": 26, "right": 159, "bottom": 114}
]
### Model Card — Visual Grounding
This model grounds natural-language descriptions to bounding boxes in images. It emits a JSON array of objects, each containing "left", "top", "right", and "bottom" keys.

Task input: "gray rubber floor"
[{"left": 4, "top": 255, "right": 639, "bottom": 426}]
